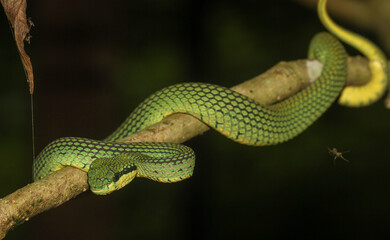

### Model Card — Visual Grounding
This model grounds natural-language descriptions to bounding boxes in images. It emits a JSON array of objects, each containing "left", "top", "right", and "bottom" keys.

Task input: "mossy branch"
[{"left": 0, "top": 56, "right": 385, "bottom": 239}]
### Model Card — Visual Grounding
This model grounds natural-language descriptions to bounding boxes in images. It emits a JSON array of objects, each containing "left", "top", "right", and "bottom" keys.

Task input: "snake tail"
[{"left": 318, "top": 0, "right": 388, "bottom": 107}]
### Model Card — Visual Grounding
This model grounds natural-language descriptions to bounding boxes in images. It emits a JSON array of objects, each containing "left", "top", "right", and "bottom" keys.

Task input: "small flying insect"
[{"left": 328, "top": 147, "right": 350, "bottom": 164}]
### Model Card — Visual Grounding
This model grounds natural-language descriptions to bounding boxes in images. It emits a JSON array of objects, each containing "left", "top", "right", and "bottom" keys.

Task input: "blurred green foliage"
[{"left": 1, "top": 0, "right": 390, "bottom": 239}]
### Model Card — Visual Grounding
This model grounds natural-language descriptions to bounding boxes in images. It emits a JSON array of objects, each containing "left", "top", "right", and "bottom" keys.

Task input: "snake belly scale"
[{"left": 34, "top": 33, "right": 348, "bottom": 194}]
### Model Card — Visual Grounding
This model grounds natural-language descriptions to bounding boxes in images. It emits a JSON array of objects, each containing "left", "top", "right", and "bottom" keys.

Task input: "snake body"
[
  {"left": 33, "top": 0, "right": 387, "bottom": 195},
  {"left": 34, "top": 33, "right": 348, "bottom": 194},
  {"left": 105, "top": 38, "right": 346, "bottom": 146}
]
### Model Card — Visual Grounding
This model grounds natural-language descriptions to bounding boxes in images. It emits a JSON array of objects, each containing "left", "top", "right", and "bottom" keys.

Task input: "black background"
[{"left": 1, "top": 0, "right": 390, "bottom": 239}]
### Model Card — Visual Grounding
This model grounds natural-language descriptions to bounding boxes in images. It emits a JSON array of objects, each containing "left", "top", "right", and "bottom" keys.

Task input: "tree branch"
[{"left": 0, "top": 56, "right": 384, "bottom": 239}]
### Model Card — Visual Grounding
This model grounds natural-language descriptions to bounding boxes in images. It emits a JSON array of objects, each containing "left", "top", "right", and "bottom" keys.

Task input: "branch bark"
[{"left": 0, "top": 56, "right": 385, "bottom": 239}]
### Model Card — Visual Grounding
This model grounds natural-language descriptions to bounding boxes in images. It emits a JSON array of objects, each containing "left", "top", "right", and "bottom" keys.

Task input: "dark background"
[{"left": 1, "top": 0, "right": 390, "bottom": 239}]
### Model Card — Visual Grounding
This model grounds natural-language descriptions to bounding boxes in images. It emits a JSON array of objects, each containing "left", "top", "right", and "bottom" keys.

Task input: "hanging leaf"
[{"left": 1, "top": 0, "right": 34, "bottom": 94}]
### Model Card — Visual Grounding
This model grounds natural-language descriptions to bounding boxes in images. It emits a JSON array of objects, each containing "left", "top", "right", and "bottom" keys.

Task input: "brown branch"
[{"left": 0, "top": 56, "right": 384, "bottom": 239}]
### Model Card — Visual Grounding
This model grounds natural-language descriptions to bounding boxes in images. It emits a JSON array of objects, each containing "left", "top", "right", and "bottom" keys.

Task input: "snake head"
[{"left": 88, "top": 153, "right": 139, "bottom": 195}]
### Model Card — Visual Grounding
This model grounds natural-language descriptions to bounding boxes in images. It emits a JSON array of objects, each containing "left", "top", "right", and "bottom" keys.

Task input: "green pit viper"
[{"left": 33, "top": 0, "right": 388, "bottom": 195}]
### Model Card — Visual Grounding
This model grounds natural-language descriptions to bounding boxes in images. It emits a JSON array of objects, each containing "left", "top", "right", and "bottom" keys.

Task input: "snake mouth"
[
  {"left": 89, "top": 182, "right": 116, "bottom": 195},
  {"left": 91, "top": 190, "right": 105, "bottom": 195},
  {"left": 90, "top": 187, "right": 112, "bottom": 195}
]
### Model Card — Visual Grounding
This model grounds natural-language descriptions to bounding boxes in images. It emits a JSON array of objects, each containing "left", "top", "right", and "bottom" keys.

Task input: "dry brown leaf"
[{"left": 1, "top": 0, "right": 34, "bottom": 94}]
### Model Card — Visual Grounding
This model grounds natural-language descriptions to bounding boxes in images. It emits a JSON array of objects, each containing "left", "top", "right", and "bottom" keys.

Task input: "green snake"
[{"left": 33, "top": 0, "right": 388, "bottom": 195}]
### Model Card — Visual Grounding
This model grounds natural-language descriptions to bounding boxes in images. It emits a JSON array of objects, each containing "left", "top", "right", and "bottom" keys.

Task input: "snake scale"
[{"left": 33, "top": 0, "right": 388, "bottom": 195}]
